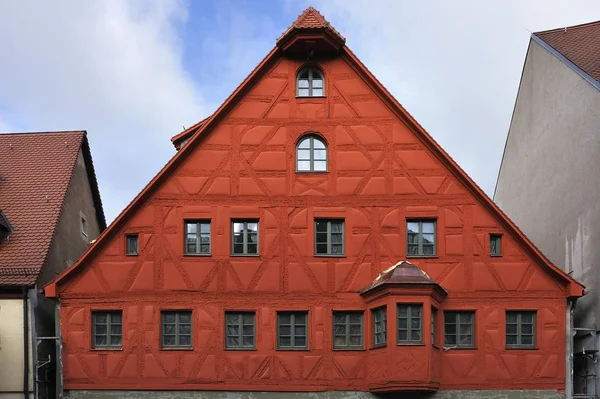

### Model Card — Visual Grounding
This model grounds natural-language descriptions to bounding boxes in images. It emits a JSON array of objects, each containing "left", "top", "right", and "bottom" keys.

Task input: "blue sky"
[{"left": 1, "top": 1, "right": 600, "bottom": 222}]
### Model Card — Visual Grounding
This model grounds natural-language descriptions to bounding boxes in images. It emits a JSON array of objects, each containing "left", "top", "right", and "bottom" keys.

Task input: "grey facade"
[{"left": 495, "top": 33, "right": 600, "bottom": 397}]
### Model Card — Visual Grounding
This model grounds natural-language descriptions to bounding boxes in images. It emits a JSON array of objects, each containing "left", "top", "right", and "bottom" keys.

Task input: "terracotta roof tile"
[
  {"left": 360, "top": 261, "right": 443, "bottom": 294},
  {"left": 0, "top": 131, "right": 85, "bottom": 286},
  {"left": 277, "top": 6, "right": 345, "bottom": 44},
  {"left": 535, "top": 21, "right": 600, "bottom": 82}
]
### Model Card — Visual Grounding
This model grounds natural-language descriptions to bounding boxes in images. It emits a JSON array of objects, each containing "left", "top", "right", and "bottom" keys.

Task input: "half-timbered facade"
[{"left": 45, "top": 8, "right": 583, "bottom": 399}]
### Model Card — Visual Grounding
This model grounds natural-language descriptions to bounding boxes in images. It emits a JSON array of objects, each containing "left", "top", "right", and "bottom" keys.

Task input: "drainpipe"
[
  {"left": 566, "top": 299, "right": 574, "bottom": 399},
  {"left": 23, "top": 287, "right": 29, "bottom": 399}
]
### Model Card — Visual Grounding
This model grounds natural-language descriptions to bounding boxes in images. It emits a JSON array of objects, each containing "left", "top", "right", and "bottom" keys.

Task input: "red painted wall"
[{"left": 56, "top": 55, "right": 570, "bottom": 392}]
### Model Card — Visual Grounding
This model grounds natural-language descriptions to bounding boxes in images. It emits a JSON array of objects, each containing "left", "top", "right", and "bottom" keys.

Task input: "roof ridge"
[
  {"left": 535, "top": 19, "right": 600, "bottom": 35},
  {"left": 0, "top": 130, "right": 86, "bottom": 136}
]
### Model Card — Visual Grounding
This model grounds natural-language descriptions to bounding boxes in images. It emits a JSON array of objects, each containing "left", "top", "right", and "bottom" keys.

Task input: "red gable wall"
[{"left": 53, "top": 49, "right": 577, "bottom": 392}]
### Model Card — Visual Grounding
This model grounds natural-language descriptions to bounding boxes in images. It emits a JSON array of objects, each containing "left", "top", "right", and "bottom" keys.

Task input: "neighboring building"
[
  {"left": 494, "top": 20, "right": 600, "bottom": 398},
  {"left": 0, "top": 131, "right": 106, "bottom": 399},
  {"left": 45, "top": 8, "right": 583, "bottom": 399}
]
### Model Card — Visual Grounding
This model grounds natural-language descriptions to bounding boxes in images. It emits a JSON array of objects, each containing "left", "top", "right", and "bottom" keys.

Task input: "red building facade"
[{"left": 46, "top": 8, "right": 583, "bottom": 397}]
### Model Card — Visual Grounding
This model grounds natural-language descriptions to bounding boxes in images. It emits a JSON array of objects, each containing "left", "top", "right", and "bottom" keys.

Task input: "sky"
[{"left": 1, "top": 0, "right": 599, "bottom": 222}]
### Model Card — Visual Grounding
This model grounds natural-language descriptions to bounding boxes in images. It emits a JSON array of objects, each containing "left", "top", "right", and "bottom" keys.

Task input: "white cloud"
[
  {"left": 311, "top": 0, "right": 600, "bottom": 196},
  {"left": 0, "top": 0, "right": 207, "bottom": 221}
]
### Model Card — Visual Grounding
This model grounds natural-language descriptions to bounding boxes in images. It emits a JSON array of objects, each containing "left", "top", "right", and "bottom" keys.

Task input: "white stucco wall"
[{"left": 0, "top": 298, "right": 33, "bottom": 395}]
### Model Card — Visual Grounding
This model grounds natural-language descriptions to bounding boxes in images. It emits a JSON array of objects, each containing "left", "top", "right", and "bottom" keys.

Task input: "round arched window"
[
  {"left": 297, "top": 135, "right": 327, "bottom": 172},
  {"left": 297, "top": 68, "right": 324, "bottom": 97}
]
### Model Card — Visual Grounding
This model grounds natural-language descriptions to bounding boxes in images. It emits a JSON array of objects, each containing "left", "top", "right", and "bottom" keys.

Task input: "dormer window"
[
  {"left": 0, "top": 211, "right": 12, "bottom": 244},
  {"left": 297, "top": 68, "right": 324, "bottom": 97},
  {"left": 297, "top": 135, "right": 327, "bottom": 172}
]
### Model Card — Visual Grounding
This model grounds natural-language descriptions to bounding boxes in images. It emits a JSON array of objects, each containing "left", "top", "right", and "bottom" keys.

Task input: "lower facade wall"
[{"left": 65, "top": 391, "right": 566, "bottom": 399}]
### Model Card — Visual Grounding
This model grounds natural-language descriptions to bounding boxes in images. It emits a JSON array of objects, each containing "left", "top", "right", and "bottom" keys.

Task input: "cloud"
[
  {"left": 310, "top": 0, "right": 600, "bottom": 196},
  {"left": 0, "top": 0, "right": 207, "bottom": 221}
]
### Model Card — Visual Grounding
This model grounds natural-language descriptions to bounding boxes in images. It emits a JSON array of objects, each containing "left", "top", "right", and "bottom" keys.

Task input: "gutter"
[{"left": 22, "top": 287, "right": 29, "bottom": 399}]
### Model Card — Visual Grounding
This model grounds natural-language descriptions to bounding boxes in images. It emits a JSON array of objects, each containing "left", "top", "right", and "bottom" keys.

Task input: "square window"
[
  {"left": 372, "top": 307, "right": 387, "bottom": 346},
  {"left": 397, "top": 304, "right": 422, "bottom": 344},
  {"left": 333, "top": 311, "right": 363, "bottom": 349},
  {"left": 92, "top": 311, "right": 122, "bottom": 349},
  {"left": 444, "top": 311, "right": 474, "bottom": 348},
  {"left": 406, "top": 220, "right": 436, "bottom": 257},
  {"left": 315, "top": 219, "right": 344, "bottom": 256},
  {"left": 506, "top": 311, "right": 536, "bottom": 348},
  {"left": 490, "top": 234, "right": 502, "bottom": 256},
  {"left": 225, "top": 312, "right": 255, "bottom": 349},
  {"left": 161, "top": 311, "right": 192, "bottom": 348},
  {"left": 231, "top": 220, "right": 259, "bottom": 256},
  {"left": 278, "top": 312, "right": 308, "bottom": 349},
  {"left": 185, "top": 221, "right": 211, "bottom": 255},
  {"left": 126, "top": 235, "right": 138, "bottom": 256}
]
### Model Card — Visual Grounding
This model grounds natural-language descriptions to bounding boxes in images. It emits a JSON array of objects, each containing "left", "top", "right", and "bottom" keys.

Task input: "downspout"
[
  {"left": 566, "top": 298, "right": 575, "bottom": 399},
  {"left": 23, "top": 287, "right": 29, "bottom": 399}
]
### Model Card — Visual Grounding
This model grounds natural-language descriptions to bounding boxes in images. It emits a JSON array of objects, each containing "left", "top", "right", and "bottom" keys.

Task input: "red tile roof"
[
  {"left": 277, "top": 6, "right": 345, "bottom": 44},
  {"left": 0, "top": 131, "right": 101, "bottom": 286},
  {"left": 360, "top": 261, "right": 444, "bottom": 294},
  {"left": 535, "top": 21, "right": 600, "bottom": 82}
]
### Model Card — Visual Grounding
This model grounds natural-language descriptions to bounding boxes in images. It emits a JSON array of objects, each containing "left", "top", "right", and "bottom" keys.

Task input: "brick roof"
[
  {"left": 0, "top": 131, "right": 101, "bottom": 286},
  {"left": 277, "top": 6, "right": 345, "bottom": 44},
  {"left": 535, "top": 21, "right": 600, "bottom": 82}
]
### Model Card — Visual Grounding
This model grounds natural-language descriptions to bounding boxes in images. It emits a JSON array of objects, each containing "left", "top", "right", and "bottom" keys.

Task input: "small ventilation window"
[
  {"left": 0, "top": 211, "right": 12, "bottom": 244},
  {"left": 490, "top": 234, "right": 502, "bottom": 256},
  {"left": 297, "top": 68, "right": 324, "bottom": 97},
  {"left": 126, "top": 235, "right": 139, "bottom": 256}
]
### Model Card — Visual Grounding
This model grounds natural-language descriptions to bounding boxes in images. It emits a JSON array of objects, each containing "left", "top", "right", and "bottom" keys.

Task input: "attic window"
[
  {"left": 297, "top": 68, "right": 324, "bottom": 97},
  {"left": 80, "top": 212, "right": 88, "bottom": 241}
]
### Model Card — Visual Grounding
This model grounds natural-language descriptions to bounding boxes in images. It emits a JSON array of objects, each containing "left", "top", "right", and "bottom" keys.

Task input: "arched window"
[
  {"left": 297, "top": 135, "right": 327, "bottom": 172},
  {"left": 297, "top": 68, "right": 324, "bottom": 97}
]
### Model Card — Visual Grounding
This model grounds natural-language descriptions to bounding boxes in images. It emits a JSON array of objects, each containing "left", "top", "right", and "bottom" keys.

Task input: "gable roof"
[
  {"left": 277, "top": 6, "right": 345, "bottom": 44},
  {"left": 45, "top": 7, "right": 584, "bottom": 298},
  {"left": 0, "top": 131, "right": 106, "bottom": 287},
  {"left": 534, "top": 20, "right": 600, "bottom": 85}
]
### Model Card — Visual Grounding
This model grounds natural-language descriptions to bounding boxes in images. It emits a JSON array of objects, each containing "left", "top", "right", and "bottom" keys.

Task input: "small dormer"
[
  {"left": 0, "top": 211, "right": 13, "bottom": 244},
  {"left": 276, "top": 7, "right": 345, "bottom": 59}
]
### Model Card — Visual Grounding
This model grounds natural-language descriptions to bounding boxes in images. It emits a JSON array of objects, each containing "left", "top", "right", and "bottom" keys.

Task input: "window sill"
[
  {"left": 491, "top": 254, "right": 503, "bottom": 258},
  {"left": 397, "top": 342, "right": 424, "bottom": 346},
  {"left": 230, "top": 254, "right": 260, "bottom": 258},
  {"left": 444, "top": 346, "right": 477, "bottom": 350},
  {"left": 333, "top": 347, "right": 365, "bottom": 351},
  {"left": 296, "top": 96, "right": 326, "bottom": 99},
  {"left": 370, "top": 344, "right": 387, "bottom": 350},
  {"left": 277, "top": 347, "right": 310, "bottom": 351},
  {"left": 406, "top": 255, "right": 438, "bottom": 259},
  {"left": 296, "top": 170, "right": 328, "bottom": 174},
  {"left": 125, "top": 254, "right": 138, "bottom": 257},
  {"left": 91, "top": 347, "right": 122, "bottom": 351},
  {"left": 160, "top": 347, "right": 194, "bottom": 351},
  {"left": 225, "top": 347, "right": 257, "bottom": 351},
  {"left": 505, "top": 346, "right": 538, "bottom": 350},
  {"left": 314, "top": 254, "right": 345, "bottom": 258},
  {"left": 184, "top": 253, "right": 212, "bottom": 257}
]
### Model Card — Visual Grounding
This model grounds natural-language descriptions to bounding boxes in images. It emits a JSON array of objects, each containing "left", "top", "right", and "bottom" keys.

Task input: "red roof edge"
[
  {"left": 45, "top": 36, "right": 584, "bottom": 300},
  {"left": 44, "top": 46, "right": 281, "bottom": 298},
  {"left": 170, "top": 116, "right": 211, "bottom": 150}
]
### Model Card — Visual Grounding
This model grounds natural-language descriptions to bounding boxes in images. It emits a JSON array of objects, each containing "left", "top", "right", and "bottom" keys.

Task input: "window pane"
[
  {"left": 295, "top": 336, "right": 306, "bottom": 347},
  {"left": 506, "top": 324, "right": 517, "bottom": 334},
  {"left": 298, "top": 79, "right": 309, "bottom": 88},
  {"left": 407, "top": 222, "right": 419, "bottom": 233},
  {"left": 411, "top": 318, "right": 421, "bottom": 329},
  {"left": 163, "top": 335, "right": 176, "bottom": 346},
  {"left": 410, "top": 330, "right": 421, "bottom": 341},
  {"left": 445, "top": 313, "right": 456, "bottom": 324},
  {"left": 186, "top": 223, "right": 197, "bottom": 234},
  {"left": 233, "top": 243, "right": 244, "bottom": 254},
  {"left": 312, "top": 79, "right": 323, "bottom": 88},
  {"left": 398, "top": 306, "right": 408, "bottom": 317},
  {"left": 279, "top": 314, "right": 291, "bottom": 324},
  {"left": 407, "top": 233, "right": 419, "bottom": 244},
  {"left": 331, "top": 244, "right": 343, "bottom": 254},
  {"left": 111, "top": 313, "right": 122, "bottom": 323},
  {"left": 279, "top": 325, "right": 291, "bottom": 335},
  {"left": 331, "top": 222, "right": 343, "bottom": 233},
  {"left": 298, "top": 138, "right": 311, "bottom": 149},
  {"left": 312, "top": 88, "right": 323, "bottom": 96},
  {"left": 445, "top": 335, "right": 456, "bottom": 346},
  {"left": 313, "top": 139, "right": 325, "bottom": 149},
  {"left": 350, "top": 314, "right": 361, "bottom": 324},
  {"left": 298, "top": 88, "right": 310, "bottom": 97},
  {"left": 460, "top": 335, "right": 472, "bottom": 345},
  {"left": 243, "top": 325, "right": 253, "bottom": 336},
  {"left": 227, "top": 336, "right": 239, "bottom": 347},
  {"left": 445, "top": 323, "right": 456, "bottom": 335},
  {"left": 200, "top": 223, "right": 210, "bottom": 233},
  {"left": 96, "top": 324, "right": 107, "bottom": 335},
  {"left": 242, "top": 336, "right": 254, "bottom": 347},
  {"left": 233, "top": 223, "right": 244, "bottom": 233},
  {"left": 110, "top": 335, "right": 122, "bottom": 346},
  {"left": 226, "top": 313, "right": 239, "bottom": 324},
  {"left": 95, "top": 314, "right": 107, "bottom": 324},
  {"left": 227, "top": 325, "right": 239, "bottom": 336},
  {"left": 522, "top": 313, "right": 534, "bottom": 324},
  {"left": 111, "top": 324, "right": 122, "bottom": 336},
  {"left": 180, "top": 335, "right": 191, "bottom": 346},
  {"left": 349, "top": 325, "right": 361, "bottom": 335},
  {"left": 279, "top": 336, "right": 291, "bottom": 346},
  {"left": 316, "top": 244, "right": 328, "bottom": 254},
  {"left": 350, "top": 336, "right": 361, "bottom": 345},
  {"left": 522, "top": 324, "right": 533, "bottom": 335},
  {"left": 179, "top": 313, "right": 191, "bottom": 323},
  {"left": 247, "top": 223, "right": 258, "bottom": 233},
  {"left": 411, "top": 306, "right": 422, "bottom": 317},
  {"left": 315, "top": 221, "right": 328, "bottom": 233},
  {"left": 200, "top": 244, "right": 210, "bottom": 253},
  {"left": 297, "top": 160, "right": 311, "bottom": 170},
  {"left": 247, "top": 244, "right": 258, "bottom": 254},
  {"left": 398, "top": 331, "right": 408, "bottom": 341},
  {"left": 422, "top": 234, "right": 434, "bottom": 244},
  {"left": 295, "top": 313, "right": 307, "bottom": 324},
  {"left": 164, "top": 324, "right": 176, "bottom": 334},
  {"left": 521, "top": 335, "right": 533, "bottom": 345},
  {"left": 423, "top": 245, "right": 435, "bottom": 256},
  {"left": 313, "top": 160, "right": 327, "bottom": 171},
  {"left": 334, "top": 336, "right": 346, "bottom": 346},
  {"left": 459, "top": 324, "right": 471, "bottom": 335},
  {"left": 506, "top": 335, "right": 518, "bottom": 345},
  {"left": 242, "top": 313, "right": 254, "bottom": 324},
  {"left": 180, "top": 325, "right": 191, "bottom": 335},
  {"left": 95, "top": 335, "right": 107, "bottom": 346},
  {"left": 422, "top": 222, "right": 435, "bottom": 234},
  {"left": 297, "top": 149, "right": 311, "bottom": 160}
]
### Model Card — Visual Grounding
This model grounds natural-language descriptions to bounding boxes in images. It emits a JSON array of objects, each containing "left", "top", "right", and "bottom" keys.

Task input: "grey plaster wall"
[
  {"left": 36, "top": 149, "right": 103, "bottom": 399},
  {"left": 494, "top": 38, "right": 600, "bottom": 395},
  {"left": 64, "top": 390, "right": 566, "bottom": 399}
]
